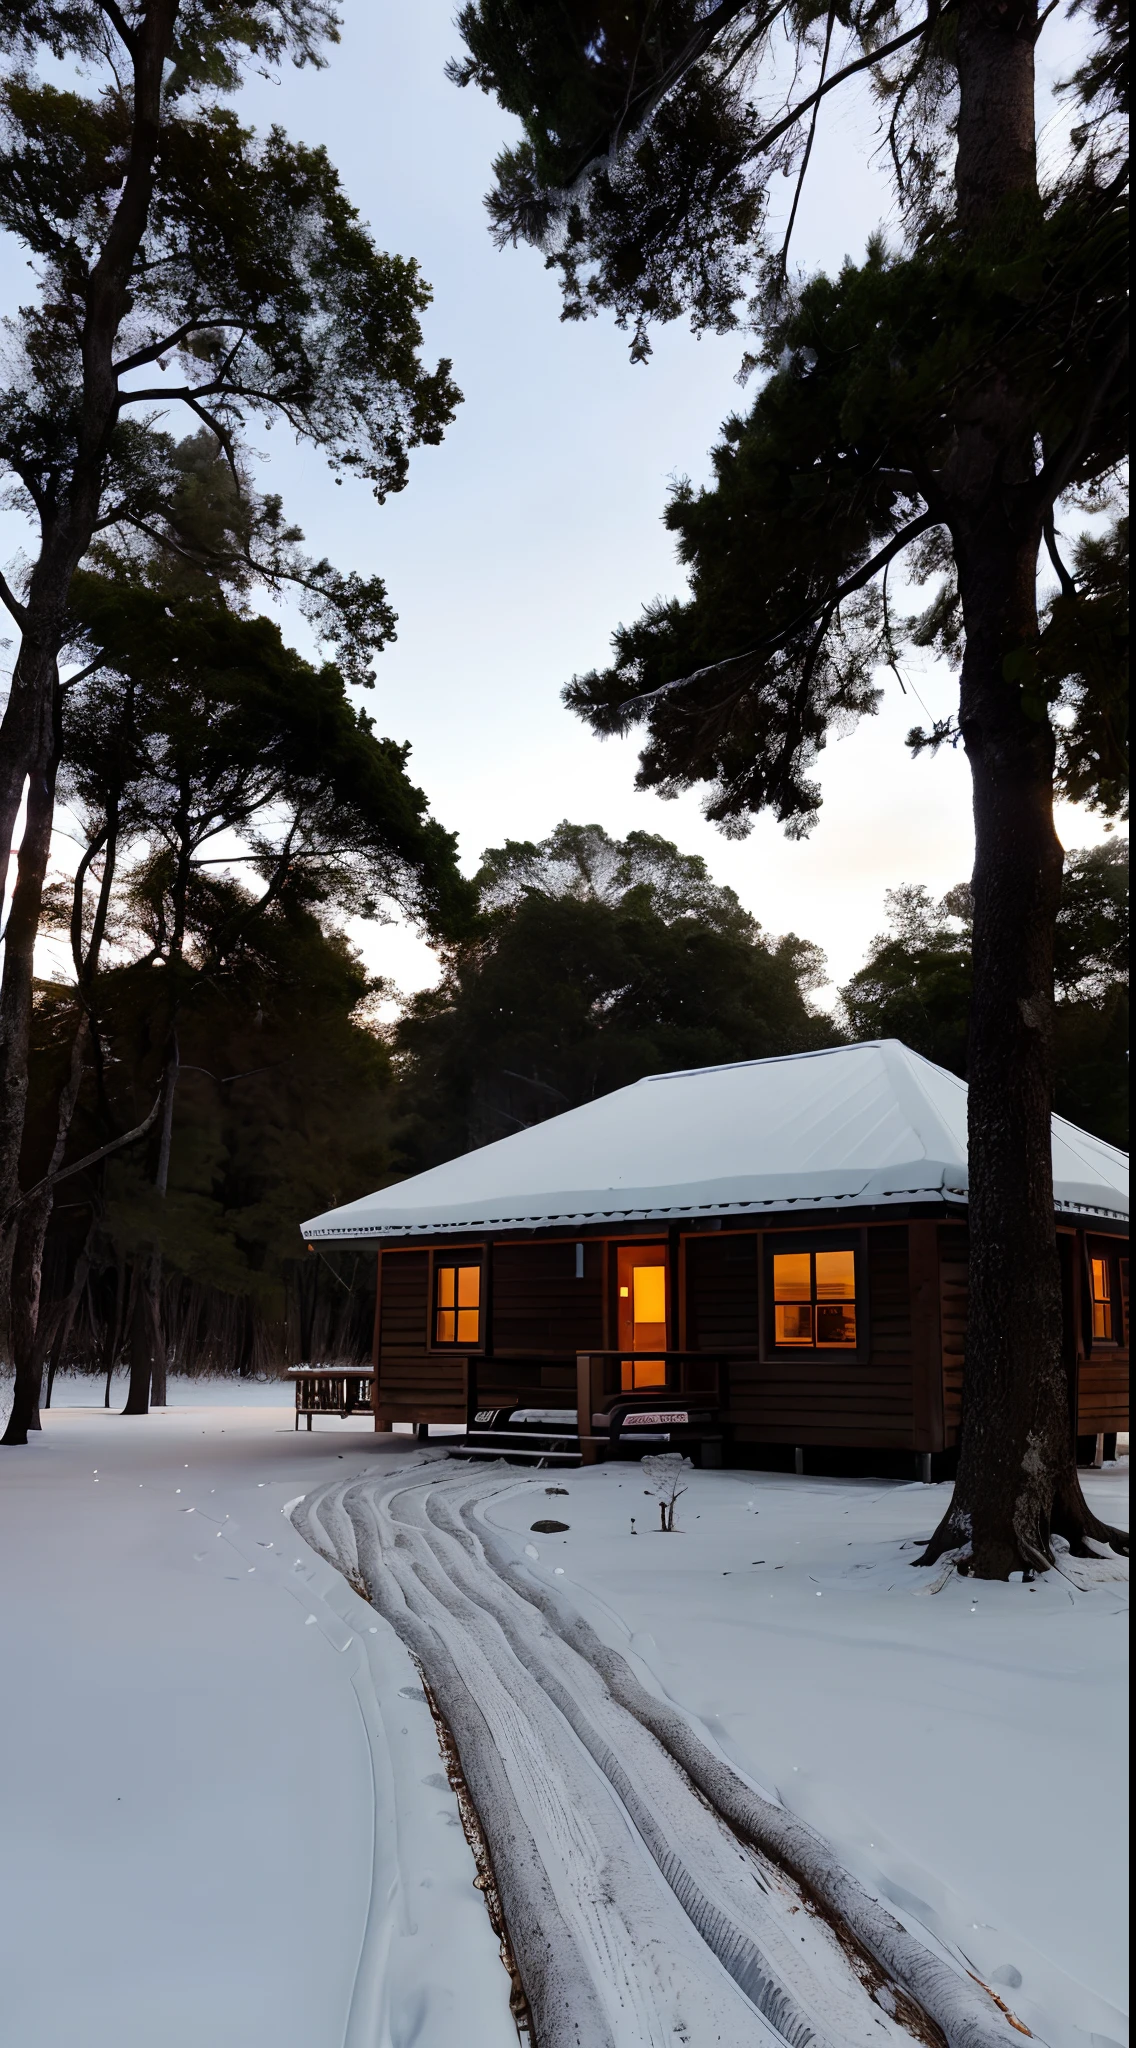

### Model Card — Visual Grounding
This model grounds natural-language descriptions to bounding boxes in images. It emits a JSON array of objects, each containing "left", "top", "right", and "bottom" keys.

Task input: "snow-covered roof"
[{"left": 302, "top": 1039, "right": 1129, "bottom": 1241}]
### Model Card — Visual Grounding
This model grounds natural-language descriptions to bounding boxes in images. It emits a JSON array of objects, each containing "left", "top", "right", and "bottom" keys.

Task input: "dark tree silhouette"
[
  {"left": 2, "top": 533, "right": 473, "bottom": 1441},
  {"left": 452, "top": 0, "right": 1128, "bottom": 1575},
  {"left": 0, "top": 3, "right": 460, "bottom": 1339},
  {"left": 840, "top": 845, "right": 1128, "bottom": 1149},
  {"left": 394, "top": 821, "right": 835, "bottom": 1170}
]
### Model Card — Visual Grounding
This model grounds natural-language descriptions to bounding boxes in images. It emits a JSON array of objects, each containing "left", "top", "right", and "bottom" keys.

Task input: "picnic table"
[{"left": 286, "top": 1366, "right": 375, "bottom": 1431}]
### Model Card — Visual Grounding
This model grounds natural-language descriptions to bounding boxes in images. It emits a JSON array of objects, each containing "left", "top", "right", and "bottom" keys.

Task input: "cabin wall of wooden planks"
[
  {"left": 374, "top": 1222, "right": 1129, "bottom": 1446},
  {"left": 491, "top": 1240, "right": 604, "bottom": 1355},
  {"left": 686, "top": 1226, "right": 922, "bottom": 1448},
  {"left": 939, "top": 1224, "right": 1130, "bottom": 1442},
  {"left": 1075, "top": 1232, "right": 1130, "bottom": 1435},
  {"left": 939, "top": 1226, "right": 968, "bottom": 1442},
  {"left": 376, "top": 1249, "right": 465, "bottom": 1424}
]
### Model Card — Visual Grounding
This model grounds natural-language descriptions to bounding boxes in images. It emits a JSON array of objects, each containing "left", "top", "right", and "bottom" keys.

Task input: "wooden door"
[{"left": 617, "top": 1244, "right": 668, "bottom": 1390}]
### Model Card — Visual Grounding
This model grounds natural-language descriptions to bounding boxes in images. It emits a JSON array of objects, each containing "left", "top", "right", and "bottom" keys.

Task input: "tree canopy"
[
  {"left": 840, "top": 843, "right": 1129, "bottom": 1146},
  {"left": 0, "top": 5, "right": 459, "bottom": 686},
  {"left": 63, "top": 566, "right": 475, "bottom": 950},
  {"left": 394, "top": 821, "right": 833, "bottom": 1169}
]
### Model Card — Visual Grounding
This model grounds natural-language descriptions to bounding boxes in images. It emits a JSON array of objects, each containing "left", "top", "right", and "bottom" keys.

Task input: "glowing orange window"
[
  {"left": 617, "top": 1244, "right": 668, "bottom": 1390},
  {"left": 1090, "top": 1257, "right": 1113, "bottom": 1342},
  {"left": 434, "top": 1262, "right": 481, "bottom": 1346},
  {"left": 773, "top": 1249, "right": 857, "bottom": 1349}
]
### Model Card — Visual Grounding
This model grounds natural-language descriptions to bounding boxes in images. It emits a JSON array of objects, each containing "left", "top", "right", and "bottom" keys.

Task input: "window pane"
[
  {"left": 773, "top": 1253, "right": 812, "bottom": 1302},
  {"left": 633, "top": 1266, "right": 666, "bottom": 1323},
  {"left": 816, "top": 1304, "right": 857, "bottom": 1347},
  {"left": 436, "top": 1266, "right": 455, "bottom": 1309},
  {"left": 815, "top": 1250, "right": 856, "bottom": 1301},
  {"left": 457, "top": 1266, "right": 481, "bottom": 1308},
  {"left": 776, "top": 1303, "right": 813, "bottom": 1345},
  {"left": 456, "top": 1308, "right": 479, "bottom": 1342},
  {"left": 435, "top": 1309, "right": 456, "bottom": 1343},
  {"left": 1091, "top": 1258, "right": 1112, "bottom": 1339}
]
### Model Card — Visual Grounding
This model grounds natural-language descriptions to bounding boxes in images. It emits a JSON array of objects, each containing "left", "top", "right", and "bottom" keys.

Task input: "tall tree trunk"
[
  {"left": 920, "top": 0, "right": 1126, "bottom": 1574},
  {"left": 121, "top": 1043, "right": 178, "bottom": 1414},
  {"left": 41, "top": 1225, "right": 96, "bottom": 1410},
  {"left": 0, "top": 0, "right": 178, "bottom": 1343},
  {"left": 0, "top": 717, "right": 62, "bottom": 1434},
  {"left": 1, "top": 1000, "right": 90, "bottom": 1445},
  {"left": 146, "top": 1043, "right": 178, "bottom": 1407},
  {"left": 103, "top": 1249, "right": 128, "bottom": 1407},
  {"left": 4, "top": 1207, "right": 50, "bottom": 1440},
  {"left": 123, "top": 1259, "right": 158, "bottom": 1415}
]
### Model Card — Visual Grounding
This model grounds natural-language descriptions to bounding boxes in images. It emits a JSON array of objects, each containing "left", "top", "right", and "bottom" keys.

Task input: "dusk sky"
[{"left": 5, "top": 0, "right": 1112, "bottom": 1006}]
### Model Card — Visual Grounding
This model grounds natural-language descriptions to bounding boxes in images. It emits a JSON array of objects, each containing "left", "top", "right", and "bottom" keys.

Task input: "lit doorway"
[{"left": 617, "top": 1244, "right": 668, "bottom": 1390}]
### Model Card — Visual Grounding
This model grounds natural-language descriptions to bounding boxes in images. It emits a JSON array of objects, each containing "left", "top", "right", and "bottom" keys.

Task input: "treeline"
[
  {"left": 28, "top": 789, "right": 1127, "bottom": 1389},
  {"left": 10, "top": 432, "right": 473, "bottom": 1414}
]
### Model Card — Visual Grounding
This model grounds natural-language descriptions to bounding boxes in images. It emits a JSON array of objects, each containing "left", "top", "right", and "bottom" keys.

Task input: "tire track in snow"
[{"left": 292, "top": 1466, "right": 1016, "bottom": 2048}]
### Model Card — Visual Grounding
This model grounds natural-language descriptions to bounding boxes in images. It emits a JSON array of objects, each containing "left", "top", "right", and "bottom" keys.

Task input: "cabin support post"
[
  {"left": 1066, "top": 1228, "right": 1085, "bottom": 1442},
  {"left": 577, "top": 1353, "right": 604, "bottom": 1464},
  {"left": 909, "top": 1221, "right": 945, "bottom": 1453},
  {"left": 372, "top": 1249, "right": 392, "bottom": 1431}
]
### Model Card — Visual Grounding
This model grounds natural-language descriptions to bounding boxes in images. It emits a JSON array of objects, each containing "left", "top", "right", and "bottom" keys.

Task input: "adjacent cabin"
[{"left": 301, "top": 1041, "right": 1129, "bottom": 1469}]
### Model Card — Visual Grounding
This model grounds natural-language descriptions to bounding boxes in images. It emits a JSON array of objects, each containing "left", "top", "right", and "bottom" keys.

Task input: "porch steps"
[{"left": 447, "top": 1409, "right": 583, "bottom": 1469}]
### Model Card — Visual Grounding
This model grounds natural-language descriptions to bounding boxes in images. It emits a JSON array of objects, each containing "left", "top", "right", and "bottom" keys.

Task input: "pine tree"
[
  {"left": 0, "top": 4, "right": 460, "bottom": 1344},
  {"left": 451, "top": 0, "right": 1128, "bottom": 1574},
  {"left": 2, "top": 450, "right": 473, "bottom": 1440}
]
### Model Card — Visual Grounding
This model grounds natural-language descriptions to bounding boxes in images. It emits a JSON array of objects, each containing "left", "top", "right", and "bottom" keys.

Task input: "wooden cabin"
[{"left": 302, "top": 1041, "right": 1129, "bottom": 1469}]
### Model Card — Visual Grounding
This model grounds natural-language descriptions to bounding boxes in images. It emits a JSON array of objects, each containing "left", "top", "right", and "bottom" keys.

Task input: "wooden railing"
[
  {"left": 576, "top": 1352, "right": 725, "bottom": 1465},
  {"left": 393, "top": 1351, "right": 731, "bottom": 1447}
]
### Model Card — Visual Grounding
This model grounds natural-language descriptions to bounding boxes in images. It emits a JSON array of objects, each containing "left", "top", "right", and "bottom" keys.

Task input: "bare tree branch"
[
  {"left": 746, "top": 12, "right": 943, "bottom": 165},
  {"left": 113, "top": 318, "right": 238, "bottom": 376},
  {"left": 1033, "top": 322, "right": 1129, "bottom": 508},
  {"left": 7, "top": 1089, "right": 162, "bottom": 1219},
  {"left": 0, "top": 570, "right": 28, "bottom": 629},
  {"left": 70, "top": 824, "right": 109, "bottom": 984},
  {"left": 618, "top": 512, "right": 937, "bottom": 717},
  {"left": 58, "top": 657, "right": 105, "bottom": 694},
  {"left": 777, "top": 6, "right": 836, "bottom": 282},
  {"left": 97, "top": 1, "right": 139, "bottom": 55},
  {"left": 1043, "top": 511, "right": 1078, "bottom": 600}
]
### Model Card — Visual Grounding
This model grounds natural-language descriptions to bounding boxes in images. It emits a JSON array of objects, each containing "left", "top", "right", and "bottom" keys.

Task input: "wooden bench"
[{"left": 287, "top": 1367, "right": 375, "bottom": 1431}]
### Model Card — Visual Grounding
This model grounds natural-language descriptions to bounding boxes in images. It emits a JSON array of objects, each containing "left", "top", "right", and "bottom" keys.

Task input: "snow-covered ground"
[
  {"left": 478, "top": 1458, "right": 1129, "bottom": 2047},
  {"left": 0, "top": 1398, "right": 514, "bottom": 2048},
  {"left": 38, "top": 1369, "right": 324, "bottom": 1407},
  {"left": 1, "top": 1394, "right": 1127, "bottom": 2048}
]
